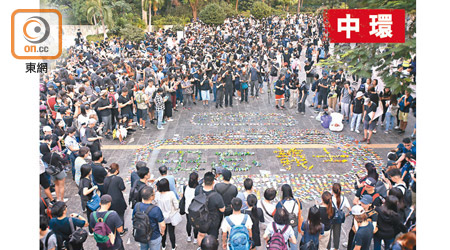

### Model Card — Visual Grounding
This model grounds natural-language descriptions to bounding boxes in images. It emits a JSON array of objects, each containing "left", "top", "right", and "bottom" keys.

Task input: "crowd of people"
[{"left": 39, "top": 12, "right": 416, "bottom": 250}]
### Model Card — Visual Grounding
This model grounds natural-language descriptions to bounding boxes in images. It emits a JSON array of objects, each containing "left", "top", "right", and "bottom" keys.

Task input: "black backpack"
[
  {"left": 43, "top": 231, "right": 64, "bottom": 250},
  {"left": 68, "top": 217, "right": 88, "bottom": 246},
  {"left": 188, "top": 188, "right": 214, "bottom": 233},
  {"left": 132, "top": 202, "right": 156, "bottom": 243},
  {"left": 270, "top": 66, "right": 278, "bottom": 76},
  {"left": 281, "top": 200, "right": 299, "bottom": 228},
  {"left": 129, "top": 182, "right": 146, "bottom": 209}
]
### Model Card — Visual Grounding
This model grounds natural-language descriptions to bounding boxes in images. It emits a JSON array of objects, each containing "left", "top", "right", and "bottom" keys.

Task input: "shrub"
[
  {"left": 238, "top": 0, "right": 255, "bottom": 12},
  {"left": 119, "top": 24, "right": 145, "bottom": 42},
  {"left": 250, "top": 2, "right": 272, "bottom": 20},
  {"left": 171, "top": 24, "right": 185, "bottom": 32},
  {"left": 218, "top": 2, "right": 238, "bottom": 18},
  {"left": 199, "top": 3, "right": 226, "bottom": 25},
  {"left": 86, "top": 34, "right": 106, "bottom": 43}
]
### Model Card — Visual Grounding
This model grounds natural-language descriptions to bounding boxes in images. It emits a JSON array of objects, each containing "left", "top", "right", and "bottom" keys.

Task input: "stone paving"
[{"left": 56, "top": 86, "right": 415, "bottom": 249}]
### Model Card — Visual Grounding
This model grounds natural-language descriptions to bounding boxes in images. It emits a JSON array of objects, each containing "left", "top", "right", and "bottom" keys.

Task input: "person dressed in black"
[
  {"left": 243, "top": 194, "right": 264, "bottom": 249},
  {"left": 214, "top": 169, "right": 238, "bottom": 217},
  {"left": 222, "top": 67, "right": 235, "bottom": 107},
  {"left": 297, "top": 80, "right": 308, "bottom": 115},
  {"left": 78, "top": 164, "right": 98, "bottom": 233},
  {"left": 195, "top": 172, "right": 225, "bottom": 246},
  {"left": 104, "top": 163, "right": 128, "bottom": 235},
  {"left": 90, "top": 151, "right": 107, "bottom": 195},
  {"left": 216, "top": 70, "right": 225, "bottom": 108}
]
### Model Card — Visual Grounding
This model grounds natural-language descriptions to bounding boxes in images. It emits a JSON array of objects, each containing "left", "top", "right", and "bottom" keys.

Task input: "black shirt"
[
  {"left": 364, "top": 103, "right": 378, "bottom": 121},
  {"left": 318, "top": 78, "right": 330, "bottom": 95},
  {"left": 118, "top": 95, "right": 132, "bottom": 115},
  {"left": 91, "top": 163, "right": 107, "bottom": 185},
  {"left": 96, "top": 97, "right": 111, "bottom": 117},
  {"left": 351, "top": 98, "right": 364, "bottom": 114},
  {"left": 194, "top": 186, "right": 225, "bottom": 221},
  {"left": 214, "top": 183, "right": 238, "bottom": 207},
  {"left": 319, "top": 206, "right": 335, "bottom": 231}
]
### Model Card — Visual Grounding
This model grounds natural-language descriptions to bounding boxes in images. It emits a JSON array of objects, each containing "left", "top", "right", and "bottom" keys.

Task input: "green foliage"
[
  {"left": 240, "top": 10, "right": 251, "bottom": 18},
  {"left": 199, "top": 3, "right": 226, "bottom": 25},
  {"left": 238, "top": 0, "right": 255, "bottom": 12},
  {"left": 119, "top": 24, "right": 146, "bottom": 42},
  {"left": 272, "top": 8, "right": 287, "bottom": 19},
  {"left": 250, "top": 2, "right": 272, "bottom": 20},
  {"left": 152, "top": 15, "right": 191, "bottom": 25},
  {"left": 86, "top": 34, "right": 107, "bottom": 43},
  {"left": 108, "top": 13, "right": 147, "bottom": 36},
  {"left": 218, "top": 2, "right": 238, "bottom": 18},
  {"left": 164, "top": 3, "right": 193, "bottom": 18},
  {"left": 172, "top": 24, "right": 185, "bottom": 32}
]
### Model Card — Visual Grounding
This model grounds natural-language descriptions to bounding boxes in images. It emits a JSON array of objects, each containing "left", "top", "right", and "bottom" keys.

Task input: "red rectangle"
[{"left": 324, "top": 9, "right": 405, "bottom": 43}]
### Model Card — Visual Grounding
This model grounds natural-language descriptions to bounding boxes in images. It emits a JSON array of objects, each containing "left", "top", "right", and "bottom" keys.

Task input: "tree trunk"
[
  {"left": 148, "top": 2, "right": 152, "bottom": 32},
  {"left": 94, "top": 15, "right": 98, "bottom": 35},
  {"left": 142, "top": 0, "right": 147, "bottom": 24},
  {"left": 235, "top": 0, "right": 239, "bottom": 11},
  {"left": 100, "top": 13, "right": 106, "bottom": 39},
  {"left": 190, "top": 0, "right": 198, "bottom": 22}
]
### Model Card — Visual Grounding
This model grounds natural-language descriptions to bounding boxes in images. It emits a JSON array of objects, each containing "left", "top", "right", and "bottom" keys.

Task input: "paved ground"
[{"left": 55, "top": 85, "right": 415, "bottom": 250}]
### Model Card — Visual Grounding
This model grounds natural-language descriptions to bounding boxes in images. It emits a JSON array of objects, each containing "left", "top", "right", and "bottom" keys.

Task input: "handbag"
[
  {"left": 241, "top": 82, "right": 249, "bottom": 90},
  {"left": 87, "top": 191, "right": 101, "bottom": 211},
  {"left": 45, "top": 153, "right": 62, "bottom": 176},
  {"left": 170, "top": 210, "right": 183, "bottom": 226}
]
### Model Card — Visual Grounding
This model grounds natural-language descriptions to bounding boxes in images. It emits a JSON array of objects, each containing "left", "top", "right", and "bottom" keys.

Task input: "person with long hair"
[
  {"left": 355, "top": 163, "right": 379, "bottom": 189},
  {"left": 263, "top": 207, "right": 297, "bottom": 247},
  {"left": 155, "top": 178, "right": 179, "bottom": 250},
  {"left": 275, "top": 184, "right": 302, "bottom": 250},
  {"left": 374, "top": 195, "right": 407, "bottom": 250},
  {"left": 300, "top": 206, "right": 324, "bottom": 248},
  {"left": 103, "top": 163, "right": 128, "bottom": 235},
  {"left": 40, "top": 141, "right": 67, "bottom": 202},
  {"left": 78, "top": 164, "right": 97, "bottom": 234},
  {"left": 183, "top": 172, "right": 199, "bottom": 244},
  {"left": 243, "top": 194, "right": 264, "bottom": 249},
  {"left": 318, "top": 191, "right": 335, "bottom": 250},
  {"left": 329, "top": 183, "right": 351, "bottom": 249}
]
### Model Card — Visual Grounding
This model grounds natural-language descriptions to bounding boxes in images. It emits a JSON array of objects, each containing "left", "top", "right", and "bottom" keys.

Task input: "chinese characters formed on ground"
[{"left": 274, "top": 148, "right": 313, "bottom": 171}]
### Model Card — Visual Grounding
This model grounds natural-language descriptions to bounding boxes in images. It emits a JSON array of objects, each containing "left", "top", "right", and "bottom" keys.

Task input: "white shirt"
[
  {"left": 258, "top": 199, "right": 276, "bottom": 226},
  {"left": 220, "top": 213, "right": 253, "bottom": 234},
  {"left": 154, "top": 191, "right": 179, "bottom": 224},
  {"left": 263, "top": 223, "right": 295, "bottom": 244},
  {"left": 331, "top": 195, "right": 351, "bottom": 211},
  {"left": 184, "top": 186, "right": 196, "bottom": 214}
]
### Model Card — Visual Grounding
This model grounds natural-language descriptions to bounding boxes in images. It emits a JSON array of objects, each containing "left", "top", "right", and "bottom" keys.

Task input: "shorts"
[
  {"left": 40, "top": 172, "right": 50, "bottom": 189},
  {"left": 275, "top": 94, "right": 285, "bottom": 100},
  {"left": 201, "top": 90, "right": 210, "bottom": 101},
  {"left": 364, "top": 120, "right": 377, "bottom": 131},
  {"left": 398, "top": 111, "right": 409, "bottom": 122},
  {"left": 51, "top": 169, "right": 67, "bottom": 181},
  {"left": 137, "top": 108, "right": 148, "bottom": 120}
]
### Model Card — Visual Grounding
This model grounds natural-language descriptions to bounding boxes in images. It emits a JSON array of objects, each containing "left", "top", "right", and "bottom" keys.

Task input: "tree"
[
  {"left": 199, "top": 3, "right": 226, "bottom": 25},
  {"left": 86, "top": 0, "right": 113, "bottom": 39},
  {"left": 187, "top": 0, "right": 203, "bottom": 21},
  {"left": 251, "top": 2, "right": 272, "bottom": 19},
  {"left": 144, "top": 0, "right": 162, "bottom": 32}
]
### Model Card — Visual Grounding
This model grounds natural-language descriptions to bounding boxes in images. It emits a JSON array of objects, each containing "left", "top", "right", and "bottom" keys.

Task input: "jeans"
[
  {"left": 69, "top": 153, "right": 76, "bottom": 180},
  {"left": 224, "top": 88, "right": 233, "bottom": 106},
  {"left": 157, "top": 110, "right": 164, "bottom": 129},
  {"left": 351, "top": 113, "right": 362, "bottom": 130},
  {"left": 250, "top": 80, "right": 259, "bottom": 97},
  {"left": 289, "top": 226, "right": 298, "bottom": 250},
  {"left": 140, "top": 235, "right": 162, "bottom": 250},
  {"left": 385, "top": 112, "right": 395, "bottom": 131},
  {"left": 101, "top": 115, "right": 112, "bottom": 133},
  {"left": 241, "top": 87, "right": 248, "bottom": 103},
  {"left": 186, "top": 214, "right": 198, "bottom": 238},
  {"left": 313, "top": 93, "right": 319, "bottom": 106},
  {"left": 213, "top": 84, "right": 217, "bottom": 102},
  {"left": 373, "top": 234, "right": 394, "bottom": 250},
  {"left": 317, "top": 93, "right": 327, "bottom": 107},
  {"left": 298, "top": 94, "right": 306, "bottom": 113}
]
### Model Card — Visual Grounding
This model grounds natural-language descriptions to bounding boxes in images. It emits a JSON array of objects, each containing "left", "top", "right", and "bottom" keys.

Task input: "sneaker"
[
  {"left": 49, "top": 200, "right": 56, "bottom": 206},
  {"left": 276, "top": 105, "right": 280, "bottom": 109},
  {"left": 157, "top": 127, "right": 164, "bottom": 130},
  {"left": 119, "top": 228, "right": 128, "bottom": 236},
  {"left": 367, "top": 139, "right": 371, "bottom": 144},
  {"left": 167, "top": 118, "right": 174, "bottom": 122},
  {"left": 361, "top": 137, "right": 367, "bottom": 142},
  {"left": 381, "top": 124, "right": 385, "bottom": 127},
  {"left": 187, "top": 236, "right": 192, "bottom": 242},
  {"left": 88, "top": 232, "right": 94, "bottom": 236},
  {"left": 355, "top": 129, "right": 360, "bottom": 134},
  {"left": 172, "top": 245, "right": 177, "bottom": 250},
  {"left": 398, "top": 130, "right": 405, "bottom": 134},
  {"left": 162, "top": 121, "right": 167, "bottom": 125},
  {"left": 384, "top": 131, "right": 389, "bottom": 134},
  {"left": 301, "top": 112, "right": 305, "bottom": 115},
  {"left": 373, "top": 130, "right": 377, "bottom": 134},
  {"left": 193, "top": 239, "right": 198, "bottom": 244},
  {"left": 350, "top": 128, "right": 354, "bottom": 132},
  {"left": 394, "top": 126, "right": 400, "bottom": 130},
  {"left": 280, "top": 105, "right": 285, "bottom": 109}
]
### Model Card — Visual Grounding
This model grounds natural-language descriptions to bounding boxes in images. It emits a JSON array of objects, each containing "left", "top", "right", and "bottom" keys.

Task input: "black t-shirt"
[
  {"left": 194, "top": 186, "right": 225, "bottom": 221},
  {"left": 319, "top": 206, "right": 336, "bottom": 231},
  {"left": 275, "top": 80, "right": 285, "bottom": 95},
  {"left": 364, "top": 103, "right": 378, "bottom": 121},
  {"left": 318, "top": 78, "right": 330, "bottom": 95},
  {"left": 352, "top": 222, "right": 374, "bottom": 250},
  {"left": 96, "top": 97, "right": 111, "bottom": 117},
  {"left": 79, "top": 177, "right": 93, "bottom": 201},
  {"left": 89, "top": 211, "right": 123, "bottom": 249},
  {"left": 368, "top": 91, "right": 379, "bottom": 104},
  {"left": 200, "top": 78, "right": 211, "bottom": 91},
  {"left": 118, "top": 95, "right": 132, "bottom": 115},
  {"left": 91, "top": 163, "right": 107, "bottom": 185},
  {"left": 351, "top": 98, "right": 364, "bottom": 114},
  {"left": 214, "top": 183, "right": 238, "bottom": 207}
]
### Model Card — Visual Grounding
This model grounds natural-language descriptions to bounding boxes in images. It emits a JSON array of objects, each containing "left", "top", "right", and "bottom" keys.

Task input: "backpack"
[
  {"left": 299, "top": 223, "right": 319, "bottom": 250},
  {"left": 135, "top": 91, "right": 145, "bottom": 104},
  {"left": 68, "top": 217, "right": 88, "bottom": 246},
  {"left": 44, "top": 231, "right": 64, "bottom": 250},
  {"left": 188, "top": 188, "right": 214, "bottom": 233},
  {"left": 361, "top": 187, "right": 381, "bottom": 203},
  {"left": 132, "top": 202, "right": 156, "bottom": 243},
  {"left": 92, "top": 211, "right": 115, "bottom": 248},
  {"left": 331, "top": 199, "right": 346, "bottom": 224},
  {"left": 267, "top": 222, "right": 288, "bottom": 250},
  {"left": 281, "top": 200, "right": 298, "bottom": 228},
  {"left": 226, "top": 214, "right": 251, "bottom": 250},
  {"left": 129, "top": 181, "right": 146, "bottom": 209},
  {"left": 40, "top": 197, "right": 52, "bottom": 220},
  {"left": 270, "top": 66, "right": 278, "bottom": 76}
]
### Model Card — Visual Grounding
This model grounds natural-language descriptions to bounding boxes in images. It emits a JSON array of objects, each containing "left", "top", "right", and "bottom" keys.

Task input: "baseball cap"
[
  {"left": 360, "top": 194, "right": 373, "bottom": 205},
  {"left": 215, "top": 166, "right": 224, "bottom": 175},
  {"left": 100, "top": 194, "right": 112, "bottom": 204},
  {"left": 356, "top": 91, "right": 364, "bottom": 98},
  {"left": 43, "top": 126, "right": 52, "bottom": 132},
  {"left": 351, "top": 205, "right": 365, "bottom": 216},
  {"left": 88, "top": 118, "right": 97, "bottom": 125},
  {"left": 364, "top": 177, "right": 376, "bottom": 187}
]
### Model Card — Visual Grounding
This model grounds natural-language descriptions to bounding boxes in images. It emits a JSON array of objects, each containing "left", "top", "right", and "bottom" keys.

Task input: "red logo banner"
[{"left": 324, "top": 9, "right": 405, "bottom": 43}]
